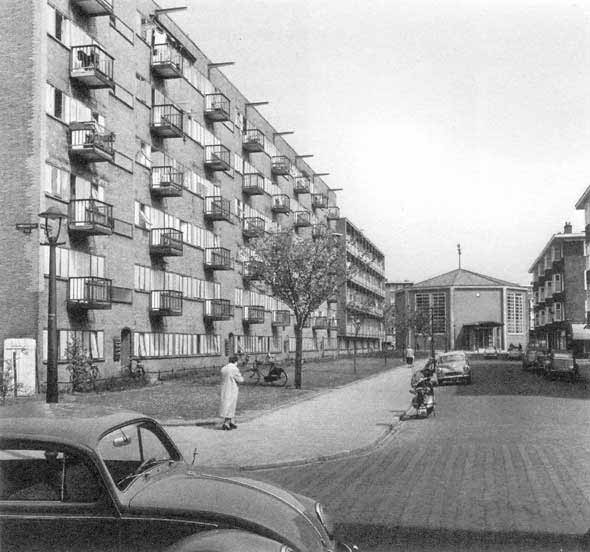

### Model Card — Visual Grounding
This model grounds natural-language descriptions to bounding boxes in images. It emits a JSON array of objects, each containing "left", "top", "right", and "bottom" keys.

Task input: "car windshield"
[
  {"left": 98, "top": 421, "right": 181, "bottom": 491},
  {"left": 439, "top": 354, "right": 465, "bottom": 363}
]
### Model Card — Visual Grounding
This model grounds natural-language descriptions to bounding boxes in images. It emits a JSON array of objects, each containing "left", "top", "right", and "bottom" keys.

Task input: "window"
[
  {"left": 135, "top": 73, "right": 151, "bottom": 107},
  {"left": 42, "top": 330, "right": 104, "bottom": 362},
  {"left": 44, "top": 163, "right": 69, "bottom": 199},
  {"left": 0, "top": 444, "right": 102, "bottom": 502},
  {"left": 415, "top": 292, "right": 446, "bottom": 333},
  {"left": 47, "top": 3, "right": 70, "bottom": 46},
  {"left": 507, "top": 291, "right": 525, "bottom": 334},
  {"left": 133, "top": 332, "right": 221, "bottom": 358},
  {"left": 42, "top": 248, "right": 104, "bottom": 279},
  {"left": 135, "top": 139, "right": 151, "bottom": 168}
]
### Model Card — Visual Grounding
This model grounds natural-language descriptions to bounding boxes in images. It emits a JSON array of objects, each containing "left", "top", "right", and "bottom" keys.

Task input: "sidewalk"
[{"left": 166, "top": 360, "right": 422, "bottom": 470}]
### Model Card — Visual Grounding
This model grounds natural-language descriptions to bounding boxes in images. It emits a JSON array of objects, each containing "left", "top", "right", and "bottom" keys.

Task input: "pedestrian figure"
[
  {"left": 406, "top": 346, "right": 415, "bottom": 366},
  {"left": 219, "top": 355, "right": 244, "bottom": 430}
]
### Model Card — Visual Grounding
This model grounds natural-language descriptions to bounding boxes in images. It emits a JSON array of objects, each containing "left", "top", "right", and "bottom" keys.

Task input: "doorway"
[{"left": 120, "top": 328, "right": 132, "bottom": 371}]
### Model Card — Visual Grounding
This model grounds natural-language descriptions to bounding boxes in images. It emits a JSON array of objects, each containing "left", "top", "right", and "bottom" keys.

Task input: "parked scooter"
[{"left": 410, "top": 376, "right": 435, "bottom": 418}]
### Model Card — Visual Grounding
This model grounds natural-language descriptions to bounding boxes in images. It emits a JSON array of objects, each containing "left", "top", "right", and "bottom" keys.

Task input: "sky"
[{"left": 160, "top": 0, "right": 590, "bottom": 286}]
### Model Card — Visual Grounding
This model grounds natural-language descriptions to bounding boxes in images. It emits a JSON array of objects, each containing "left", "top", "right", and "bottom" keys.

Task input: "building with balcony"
[
  {"left": 528, "top": 222, "right": 587, "bottom": 353},
  {"left": 0, "top": 0, "right": 387, "bottom": 391},
  {"left": 327, "top": 218, "right": 387, "bottom": 353},
  {"left": 394, "top": 268, "right": 529, "bottom": 352}
]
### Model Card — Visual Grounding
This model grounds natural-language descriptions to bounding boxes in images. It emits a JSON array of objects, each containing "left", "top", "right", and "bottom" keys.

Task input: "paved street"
[{"left": 247, "top": 361, "right": 590, "bottom": 551}]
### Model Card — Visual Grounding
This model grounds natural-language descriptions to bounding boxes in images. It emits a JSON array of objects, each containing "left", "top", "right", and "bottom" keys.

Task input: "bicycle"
[{"left": 244, "top": 357, "right": 288, "bottom": 387}]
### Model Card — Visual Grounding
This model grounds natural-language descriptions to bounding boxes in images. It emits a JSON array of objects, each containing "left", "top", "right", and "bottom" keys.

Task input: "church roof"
[{"left": 413, "top": 268, "right": 524, "bottom": 289}]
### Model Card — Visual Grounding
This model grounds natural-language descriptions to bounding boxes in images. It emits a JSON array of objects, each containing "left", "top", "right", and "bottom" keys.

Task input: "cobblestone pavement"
[{"left": 250, "top": 361, "right": 590, "bottom": 549}]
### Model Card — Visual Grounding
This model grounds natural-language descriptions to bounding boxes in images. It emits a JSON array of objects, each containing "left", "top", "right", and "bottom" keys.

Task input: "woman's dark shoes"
[{"left": 229, "top": 422, "right": 237, "bottom": 429}]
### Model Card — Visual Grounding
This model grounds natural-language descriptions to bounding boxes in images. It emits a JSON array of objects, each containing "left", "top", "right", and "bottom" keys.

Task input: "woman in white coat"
[{"left": 219, "top": 355, "right": 244, "bottom": 430}]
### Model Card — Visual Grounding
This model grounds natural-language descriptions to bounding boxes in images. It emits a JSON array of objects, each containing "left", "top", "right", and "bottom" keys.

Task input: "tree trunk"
[{"left": 294, "top": 326, "right": 303, "bottom": 389}]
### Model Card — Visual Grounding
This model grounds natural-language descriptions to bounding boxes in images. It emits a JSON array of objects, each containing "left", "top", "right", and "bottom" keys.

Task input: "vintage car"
[
  {"left": 482, "top": 347, "right": 499, "bottom": 360},
  {"left": 436, "top": 351, "right": 472, "bottom": 385},
  {"left": 544, "top": 350, "right": 578, "bottom": 382},
  {"left": 506, "top": 348, "right": 522, "bottom": 361},
  {"left": 0, "top": 403, "right": 356, "bottom": 552},
  {"left": 522, "top": 347, "right": 542, "bottom": 370}
]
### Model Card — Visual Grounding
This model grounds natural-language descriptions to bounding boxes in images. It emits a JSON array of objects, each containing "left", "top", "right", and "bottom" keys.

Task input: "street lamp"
[{"left": 39, "top": 206, "right": 67, "bottom": 403}]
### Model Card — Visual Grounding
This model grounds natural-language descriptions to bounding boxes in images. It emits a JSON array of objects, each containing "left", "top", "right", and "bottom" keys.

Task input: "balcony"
[
  {"left": 70, "top": 45, "right": 114, "bottom": 89},
  {"left": 312, "top": 316, "right": 328, "bottom": 330},
  {"left": 294, "top": 211, "right": 311, "bottom": 228},
  {"left": 149, "top": 228, "right": 183, "bottom": 256},
  {"left": 272, "top": 310, "right": 290, "bottom": 327},
  {"left": 271, "top": 194, "right": 290, "bottom": 213},
  {"left": 68, "top": 199, "right": 114, "bottom": 235},
  {"left": 204, "top": 93, "right": 231, "bottom": 122},
  {"left": 71, "top": 0, "right": 113, "bottom": 16},
  {"left": 311, "top": 193, "right": 328, "bottom": 210},
  {"left": 271, "top": 156, "right": 291, "bottom": 176},
  {"left": 151, "top": 104, "right": 184, "bottom": 138},
  {"left": 243, "top": 305, "right": 265, "bottom": 324},
  {"left": 204, "top": 299, "right": 233, "bottom": 320},
  {"left": 150, "top": 290, "right": 183, "bottom": 316},
  {"left": 327, "top": 206, "right": 340, "bottom": 220},
  {"left": 205, "top": 247, "right": 232, "bottom": 270},
  {"left": 151, "top": 166, "right": 184, "bottom": 197},
  {"left": 243, "top": 128, "right": 265, "bottom": 153},
  {"left": 151, "top": 43, "right": 183, "bottom": 79},
  {"left": 69, "top": 121, "right": 115, "bottom": 163},
  {"left": 204, "top": 144, "right": 232, "bottom": 172},
  {"left": 243, "top": 260, "right": 264, "bottom": 281},
  {"left": 204, "top": 196, "right": 232, "bottom": 223},
  {"left": 328, "top": 318, "right": 338, "bottom": 330},
  {"left": 243, "top": 217, "right": 265, "bottom": 238},
  {"left": 242, "top": 172, "right": 265, "bottom": 195},
  {"left": 67, "top": 277, "right": 112, "bottom": 309},
  {"left": 293, "top": 176, "right": 310, "bottom": 195}
]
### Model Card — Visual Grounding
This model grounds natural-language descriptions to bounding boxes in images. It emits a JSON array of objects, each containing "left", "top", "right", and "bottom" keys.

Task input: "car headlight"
[{"left": 315, "top": 502, "right": 335, "bottom": 539}]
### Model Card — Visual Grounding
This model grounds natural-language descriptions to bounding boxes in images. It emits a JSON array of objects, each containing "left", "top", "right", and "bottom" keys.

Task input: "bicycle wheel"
[{"left": 274, "top": 369, "right": 288, "bottom": 387}]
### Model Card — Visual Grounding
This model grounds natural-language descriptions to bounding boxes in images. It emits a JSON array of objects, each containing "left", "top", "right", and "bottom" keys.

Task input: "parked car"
[
  {"left": 483, "top": 347, "right": 499, "bottom": 359},
  {"left": 507, "top": 348, "right": 522, "bottom": 360},
  {"left": 522, "top": 347, "right": 542, "bottom": 371},
  {"left": 0, "top": 404, "right": 356, "bottom": 552},
  {"left": 436, "top": 351, "right": 472, "bottom": 385},
  {"left": 544, "top": 350, "right": 578, "bottom": 382}
]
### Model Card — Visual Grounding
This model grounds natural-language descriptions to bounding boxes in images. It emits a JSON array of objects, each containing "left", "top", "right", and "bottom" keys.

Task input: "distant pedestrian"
[
  {"left": 406, "top": 346, "right": 415, "bottom": 365},
  {"left": 219, "top": 355, "right": 244, "bottom": 430}
]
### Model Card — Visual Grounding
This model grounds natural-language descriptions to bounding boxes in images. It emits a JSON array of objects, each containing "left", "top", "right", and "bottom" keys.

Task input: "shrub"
[{"left": 65, "top": 336, "right": 99, "bottom": 392}]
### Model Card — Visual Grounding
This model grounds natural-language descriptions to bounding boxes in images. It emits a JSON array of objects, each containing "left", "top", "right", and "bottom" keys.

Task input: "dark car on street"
[
  {"left": 522, "top": 346, "right": 544, "bottom": 371},
  {"left": 544, "top": 350, "right": 578, "bottom": 382},
  {"left": 0, "top": 403, "right": 356, "bottom": 552},
  {"left": 436, "top": 351, "right": 472, "bottom": 385}
]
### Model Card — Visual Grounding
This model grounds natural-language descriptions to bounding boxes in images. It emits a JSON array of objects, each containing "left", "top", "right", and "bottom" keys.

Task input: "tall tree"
[{"left": 250, "top": 227, "right": 345, "bottom": 388}]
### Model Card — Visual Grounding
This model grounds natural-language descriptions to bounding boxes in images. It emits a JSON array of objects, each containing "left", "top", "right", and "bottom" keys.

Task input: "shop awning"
[{"left": 570, "top": 324, "right": 590, "bottom": 341}]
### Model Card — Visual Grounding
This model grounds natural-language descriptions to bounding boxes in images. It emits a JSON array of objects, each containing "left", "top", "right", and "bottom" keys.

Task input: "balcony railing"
[
  {"left": 243, "top": 128, "right": 265, "bottom": 153},
  {"left": 149, "top": 228, "right": 183, "bottom": 256},
  {"left": 311, "top": 193, "right": 328, "bottom": 210},
  {"left": 69, "top": 121, "right": 115, "bottom": 163},
  {"left": 204, "top": 299, "right": 233, "bottom": 320},
  {"left": 243, "top": 260, "right": 264, "bottom": 281},
  {"left": 242, "top": 172, "right": 265, "bottom": 195},
  {"left": 312, "top": 224, "right": 327, "bottom": 239},
  {"left": 244, "top": 305, "right": 265, "bottom": 324},
  {"left": 312, "top": 316, "right": 328, "bottom": 330},
  {"left": 68, "top": 199, "right": 114, "bottom": 235},
  {"left": 271, "top": 156, "right": 291, "bottom": 176},
  {"left": 272, "top": 310, "right": 291, "bottom": 327},
  {"left": 204, "top": 196, "right": 232, "bottom": 222},
  {"left": 294, "top": 211, "right": 311, "bottom": 227},
  {"left": 71, "top": 0, "right": 113, "bottom": 16},
  {"left": 328, "top": 318, "right": 338, "bottom": 330},
  {"left": 242, "top": 217, "right": 265, "bottom": 238},
  {"left": 205, "top": 247, "right": 232, "bottom": 270},
  {"left": 67, "top": 277, "right": 112, "bottom": 309},
  {"left": 327, "top": 206, "right": 340, "bottom": 220},
  {"left": 150, "top": 290, "right": 183, "bottom": 316},
  {"left": 293, "top": 176, "right": 310, "bottom": 194},
  {"left": 151, "top": 104, "right": 184, "bottom": 138},
  {"left": 70, "top": 45, "right": 114, "bottom": 89},
  {"left": 204, "top": 144, "right": 232, "bottom": 172},
  {"left": 205, "top": 93, "right": 231, "bottom": 122},
  {"left": 151, "top": 43, "right": 183, "bottom": 79},
  {"left": 271, "top": 194, "right": 290, "bottom": 213},
  {"left": 151, "top": 166, "right": 184, "bottom": 197}
]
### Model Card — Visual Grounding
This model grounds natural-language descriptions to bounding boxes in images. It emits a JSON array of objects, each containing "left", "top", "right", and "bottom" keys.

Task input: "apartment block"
[
  {"left": 528, "top": 222, "right": 588, "bottom": 353},
  {"left": 0, "top": 0, "right": 387, "bottom": 389}
]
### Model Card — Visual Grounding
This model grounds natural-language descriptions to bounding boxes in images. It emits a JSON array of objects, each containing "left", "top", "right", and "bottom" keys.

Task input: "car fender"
[{"left": 164, "top": 529, "right": 286, "bottom": 552}]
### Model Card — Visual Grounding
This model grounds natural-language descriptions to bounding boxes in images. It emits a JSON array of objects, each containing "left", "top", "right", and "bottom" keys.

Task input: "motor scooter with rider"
[{"left": 409, "top": 374, "right": 435, "bottom": 418}]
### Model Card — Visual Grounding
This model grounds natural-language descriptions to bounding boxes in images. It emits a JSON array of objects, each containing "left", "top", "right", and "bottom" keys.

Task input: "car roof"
[
  {"left": 439, "top": 351, "right": 465, "bottom": 357},
  {"left": 0, "top": 403, "right": 149, "bottom": 450}
]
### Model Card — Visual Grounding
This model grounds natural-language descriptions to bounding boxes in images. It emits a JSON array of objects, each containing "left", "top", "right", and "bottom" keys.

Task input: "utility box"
[{"left": 3, "top": 338, "right": 37, "bottom": 396}]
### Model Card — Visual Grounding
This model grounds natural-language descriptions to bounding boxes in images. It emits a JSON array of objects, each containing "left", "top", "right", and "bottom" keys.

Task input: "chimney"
[{"left": 564, "top": 221, "right": 572, "bottom": 234}]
